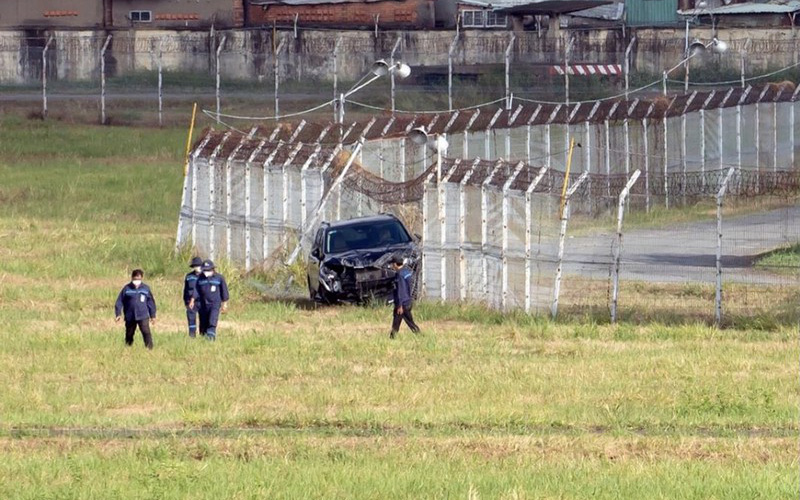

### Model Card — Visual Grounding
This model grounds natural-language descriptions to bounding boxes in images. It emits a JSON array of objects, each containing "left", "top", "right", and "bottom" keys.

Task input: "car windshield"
[{"left": 325, "top": 220, "right": 411, "bottom": 254}]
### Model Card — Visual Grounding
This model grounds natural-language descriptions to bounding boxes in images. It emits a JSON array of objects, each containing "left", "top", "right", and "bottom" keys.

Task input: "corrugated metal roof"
[
  {"left": 569, "top": 1, "right": 624, "bottom": 20},
  {"left": 626, "top": 0, "right": 678, "bottom": 26},
  {"left": 679, "top": 0, "right": 800, "bottom": 15},
  {"left": 458, "top": 0, "right": 611, "bottom": 14}
]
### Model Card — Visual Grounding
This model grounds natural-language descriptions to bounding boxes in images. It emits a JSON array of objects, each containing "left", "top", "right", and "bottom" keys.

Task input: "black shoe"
[{"left": 389, "top": 331, "right": 397, "bottom": 339}]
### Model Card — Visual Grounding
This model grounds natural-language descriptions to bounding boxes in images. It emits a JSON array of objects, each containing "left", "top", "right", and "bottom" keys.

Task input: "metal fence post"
[
  {"left": 332, "top": 37, "right": 341, "bottom": 122},
  {"left": 390, "top": 37, "right": 401, "bottom": 113},
  {"left": 715, "top": 167, "right": 736, "bottom": 327},
  {"left": 215, "top": 36, "right": 226, "bottom": 123},
  {"left": 551, "top": 171, "right": 589, "bottom": 319},
  {"left": 274, "top": 38, "right": 286, "bottom": 117},
  {"left": 501, "top": 161, "right": 525, "bottom": 311},
  {"left": 42, "top": 36, "right": 53, "bottom": 119},
  {"left": 156, "top": 40, "right": 163, "bottom": 127},
  {"left": 611, "top": 170, "right": 641, "bottom": 323},
  {"left": 459, "top": 160, "right": 478, "bottom": 301},
  {"left": 448, "top": 31, "right": 459, "bottom": 110},
  {"left": 524, "top": 167, "right": 548, "bottom": 314},
  {"left": 100, "top": 35, "right": 112, "bottom": 124}
]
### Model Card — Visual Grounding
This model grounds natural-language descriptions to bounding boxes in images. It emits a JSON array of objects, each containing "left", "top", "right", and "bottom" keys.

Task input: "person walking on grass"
[
  {"left": 183, "top": 256, "right": 203, "bottom": 338},
  {"left": 188, "top": 260, "right": 229, "bottom": 341},
  {"left": 389, "top": 255, "right": 420, "bottom": 339},
  {"left": 115, "top": 269, "right": 156, "bottom": 350}
]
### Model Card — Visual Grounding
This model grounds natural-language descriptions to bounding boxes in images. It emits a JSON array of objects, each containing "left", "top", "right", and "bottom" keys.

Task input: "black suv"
[{"left": 307, "top": 214, "right": 420, "bottom": 304}]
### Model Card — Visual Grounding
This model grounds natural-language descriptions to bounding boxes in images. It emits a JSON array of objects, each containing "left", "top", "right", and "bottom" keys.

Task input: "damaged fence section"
[{"left": 177, "top": 84, "right": 800, "bottom": 324}]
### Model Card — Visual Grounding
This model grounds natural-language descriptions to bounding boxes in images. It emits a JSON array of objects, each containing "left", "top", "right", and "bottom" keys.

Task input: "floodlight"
[
  {"left": 371, "top": 59, "right": 390, "bottom": 77},
  {"left": 408, "top": 126, "right": 428, "bottom": 146}
]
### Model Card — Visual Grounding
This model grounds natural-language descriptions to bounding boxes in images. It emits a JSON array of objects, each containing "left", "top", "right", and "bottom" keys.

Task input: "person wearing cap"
[
  {"left": 183, "top": 256, "right": 203, "bottom": 338},
  {"left": 188, "top": 260, "right": 229, "bottom": 341},
  {"left": 389, "top": 255, "right": 420, "bottom": 339},
  {"left": 114, "top": 269, "right": 157, "bottom": 349}
]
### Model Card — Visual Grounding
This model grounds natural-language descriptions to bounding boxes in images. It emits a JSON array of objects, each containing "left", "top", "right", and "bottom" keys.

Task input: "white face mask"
[
  {"left": 193, "top": 266, "right": 201, "bottom": 273},
  {"left": 132, "top": 279, "right": 142, "bottom": 287},
  {"left": 203, "top": 271, "right": 213, "bottom": 277}
]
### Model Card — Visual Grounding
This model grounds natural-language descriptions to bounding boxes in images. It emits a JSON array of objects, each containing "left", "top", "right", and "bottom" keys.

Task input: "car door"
[{"left": 307, "top": 228, "right": 325, "bottom": 293}]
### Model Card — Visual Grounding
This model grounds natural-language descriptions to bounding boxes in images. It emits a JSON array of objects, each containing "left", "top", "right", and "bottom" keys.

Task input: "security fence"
[
  {"left": 5, "top": 29, "right": 800, "bottom": 127},
  {"left": 178, "top": 95, "right": 800, "bottom": 324}
]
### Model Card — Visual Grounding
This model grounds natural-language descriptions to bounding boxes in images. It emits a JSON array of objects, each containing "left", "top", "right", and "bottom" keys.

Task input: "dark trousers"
[
  {"left": 186, "top": 303, "right": 199, "bottom": 337},
  {"left": 198, "top": 306, "right": 221, "bottom": 340},
  {"left": 391, "top": 303, "right": 420, "bottom": 336},
  {"left": 125, "top": 319, "right": 153, "bottom": 349}
]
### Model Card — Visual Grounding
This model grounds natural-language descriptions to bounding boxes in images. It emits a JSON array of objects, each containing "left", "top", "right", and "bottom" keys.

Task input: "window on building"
[
  {"left": 485, "top": 12, "right": 507, "bottom": 27},
  {"left": 130, "top": 10, "right": 152, "bottom": 22},
  {"left": 461, "top": 10, "right": 485, "bottom": 28}
]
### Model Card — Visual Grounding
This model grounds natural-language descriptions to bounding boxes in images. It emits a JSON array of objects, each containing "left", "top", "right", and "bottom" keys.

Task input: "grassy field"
[{"left": 0, "top": 117, "right": 797, "bottom": 498}]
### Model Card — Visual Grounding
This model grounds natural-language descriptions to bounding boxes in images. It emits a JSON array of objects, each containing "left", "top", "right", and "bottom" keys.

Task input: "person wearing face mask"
[
  {"left": 183, "top": 257, "right": 203, "bottom": 338},
  {"left": 114, "top": 269, "right": 157, "bottom": 349},
  {"left": 188, "top": 260, "right": 229, "bottom": 341}
]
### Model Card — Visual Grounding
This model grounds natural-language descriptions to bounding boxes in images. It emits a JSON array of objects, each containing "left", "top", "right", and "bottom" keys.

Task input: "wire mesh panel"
[
  {"left": 720, "top": 198, "right": 800, "bottom": 324},
  {"left": 776, "top": 102, "right": 793, "bottom": 170}
]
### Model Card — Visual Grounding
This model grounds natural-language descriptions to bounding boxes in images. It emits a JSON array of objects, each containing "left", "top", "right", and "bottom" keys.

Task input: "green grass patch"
[
  {"left": 0, "top": 116, "right": 797, "bottom": 498},
  {"left": 755, "top": 243, "right": 800, "bottom": 275}
]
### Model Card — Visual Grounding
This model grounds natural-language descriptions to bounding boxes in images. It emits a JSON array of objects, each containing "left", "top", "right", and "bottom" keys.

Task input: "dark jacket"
[
  {"left": 183, "top": 271, "right": 201, "bottom": 305},
  {"left": 392, "top": 267, "right": 413, "bottom": 307},
  {"left": 193, "top": 273, "right": 230, "bottom": 309},
  {"left": 115, "top": 283, "right": 157, "bottom": 322}
]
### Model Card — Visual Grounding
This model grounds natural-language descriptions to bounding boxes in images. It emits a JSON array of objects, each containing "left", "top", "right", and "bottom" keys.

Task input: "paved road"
[{"left": 562, "top": 205, "right": 800, "bottom": 284}]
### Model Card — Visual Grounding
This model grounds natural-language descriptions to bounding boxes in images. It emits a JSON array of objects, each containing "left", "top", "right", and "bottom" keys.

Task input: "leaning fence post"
[
  {"left": 715, "top": 167, "right": 736, "bottom": 327},
  {"left": 42, "top": 36, "right": 53, "bottom": 119},
  {"left": 611, "top": 170, "right": 641, "bottom": 323},
  {"left": 100, "top": 35, "right": 112, "bottom": 124},
  {"left": 551, "top": 171, "right": 589, "bottom": 319}
]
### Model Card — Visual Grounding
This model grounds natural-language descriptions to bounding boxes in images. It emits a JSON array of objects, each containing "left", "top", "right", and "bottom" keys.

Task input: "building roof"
[
  {"left": 679, "top": 0, "right": 800, "bottom": 16},
  {"left": 458, "top": 0, "right": 612, "bottom": 15},
  {"left": 569, "top": 1, "right": 624, "bottom": 20}
]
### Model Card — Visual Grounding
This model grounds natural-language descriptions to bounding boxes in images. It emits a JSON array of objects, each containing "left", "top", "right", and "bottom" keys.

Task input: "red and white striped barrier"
[{"left": 550, "top": 64, "right": 622, "bottom": 76}]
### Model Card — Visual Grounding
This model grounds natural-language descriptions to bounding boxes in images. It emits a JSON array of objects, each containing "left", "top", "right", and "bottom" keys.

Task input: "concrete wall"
[{"left": 0, "top": 27, "right": 797, "bottom": 84}]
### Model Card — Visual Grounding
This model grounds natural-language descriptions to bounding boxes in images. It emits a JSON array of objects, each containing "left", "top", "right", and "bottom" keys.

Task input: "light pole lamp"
[
  {"left": 409, "top": 126, "right": 449, "bottom": 182},
  {"left": 337, "top": 59, "right": 411, "bottom": 124},
  {"left": 662, "top": 37, "right": 728, "bottom": 95}
]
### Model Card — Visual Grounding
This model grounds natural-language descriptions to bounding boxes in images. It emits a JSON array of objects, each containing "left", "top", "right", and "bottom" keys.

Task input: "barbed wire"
[
  {"left": 202, "top": 99, "right": 335, "bottom": 122},
  {"left": 666, "top": 59, "right": 800, "bottom": 88},
  {"left": 346, "top": 96, "right": 508, "bottom": 115}
]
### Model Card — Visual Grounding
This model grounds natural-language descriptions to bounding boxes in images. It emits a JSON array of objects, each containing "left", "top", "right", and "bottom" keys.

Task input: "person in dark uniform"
[
  {"left": 183, "top": 256, "right": 203, "bottom": 338},
  {"left": 114, "top": 269, "right": 157, "bottom": 349},
  {"left": 389, "top": 255, "right": 420, "bottom": 339},
  {"left": 188, "top": 260, "right": 229, "bottom": 341}
]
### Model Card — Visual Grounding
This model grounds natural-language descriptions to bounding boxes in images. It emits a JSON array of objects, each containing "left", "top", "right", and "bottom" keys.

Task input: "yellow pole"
[
  {"left": 559, "top": 138, "right": 576, "bottom": 218},
  {"left": 183, "top": 102, "right": 198, "bottom": 176}
]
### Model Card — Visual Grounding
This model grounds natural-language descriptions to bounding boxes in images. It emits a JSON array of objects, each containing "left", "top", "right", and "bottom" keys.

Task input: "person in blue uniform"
[
  {"left": 188, "top": 260, "right": 229, "bottom": 341},
  {"left": 114, "top": 269, "right": 157, "bottom": 349},
  {"left": 183, "top": 256, "right": 203, "bottom": 337},
  {"left": 389, "top": 255, "right": 420, "bottom": 339}
]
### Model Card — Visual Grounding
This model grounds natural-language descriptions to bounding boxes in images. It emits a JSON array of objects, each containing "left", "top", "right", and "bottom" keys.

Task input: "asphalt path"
[{"left": 562, "top": 205, "right": 800, "bottom": 284}]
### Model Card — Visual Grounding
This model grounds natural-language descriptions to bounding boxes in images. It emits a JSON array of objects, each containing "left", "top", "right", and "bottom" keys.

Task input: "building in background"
[
  {"left": 0, "top": 0, "right": 245, "bottom": 29},
  {"left": 245, "top": 0, "right": 437, "bottom": 29}
]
